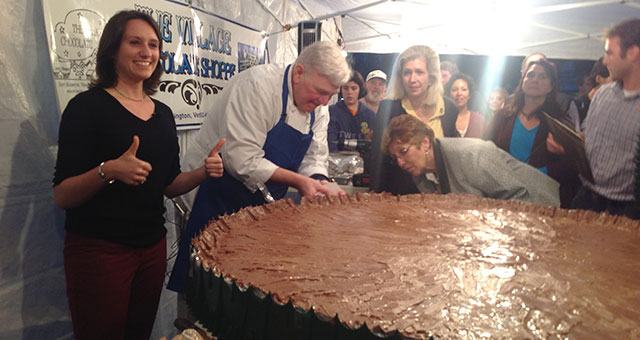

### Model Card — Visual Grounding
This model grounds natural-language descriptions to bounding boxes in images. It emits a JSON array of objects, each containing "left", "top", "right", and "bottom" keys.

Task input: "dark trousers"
[
  {"left": 64, "top": 233, "right": 166, "bottom": 340},
  {"left": 571, "top": 185, "right": 640, "bottom": 220}
]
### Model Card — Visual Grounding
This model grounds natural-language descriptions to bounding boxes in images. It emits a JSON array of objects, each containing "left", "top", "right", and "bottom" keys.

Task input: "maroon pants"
[{"left": 64, "top": 232, "right": 166, "bottom": 340}]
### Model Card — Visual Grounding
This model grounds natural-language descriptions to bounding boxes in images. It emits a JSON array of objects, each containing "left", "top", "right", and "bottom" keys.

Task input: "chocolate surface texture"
[{"left": 193, "top": 193, "right": 640, "bottom": 339}]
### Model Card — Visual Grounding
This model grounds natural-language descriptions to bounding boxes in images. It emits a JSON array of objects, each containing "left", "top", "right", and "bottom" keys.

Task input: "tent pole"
[{"left": 311, "top": 0, "right": 390, "bottom": 21}]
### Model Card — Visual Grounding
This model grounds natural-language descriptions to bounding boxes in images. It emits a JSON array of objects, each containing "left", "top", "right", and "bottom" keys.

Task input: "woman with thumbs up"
[{"left": 52, "top": 10, "right": 223, "bottom": 340}]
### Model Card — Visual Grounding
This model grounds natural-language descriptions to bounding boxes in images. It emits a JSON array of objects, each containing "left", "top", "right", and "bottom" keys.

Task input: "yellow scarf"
[{"left": 402, "top": 97, "right": 446, "bottom": 138}]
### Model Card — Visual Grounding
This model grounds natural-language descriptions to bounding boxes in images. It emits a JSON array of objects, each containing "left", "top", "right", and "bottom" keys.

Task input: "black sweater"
[{"left": 53, "top": 88, "right": 181, "bottom": 247}]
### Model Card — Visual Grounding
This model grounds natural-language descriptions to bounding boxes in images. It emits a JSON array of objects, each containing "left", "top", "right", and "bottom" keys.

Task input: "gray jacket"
[{"left": 414, "top": 138, "right": 560, "bottom": 207}]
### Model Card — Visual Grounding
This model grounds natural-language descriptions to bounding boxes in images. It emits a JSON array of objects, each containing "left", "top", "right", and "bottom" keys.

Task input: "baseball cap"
[{"left": 366, "top": 70, "right": 387, "bottom": 82}]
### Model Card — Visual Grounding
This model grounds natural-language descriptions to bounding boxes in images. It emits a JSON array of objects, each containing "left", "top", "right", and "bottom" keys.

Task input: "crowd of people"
[{"left": 51, "top": 9, "right": 639, "bottom": 339}]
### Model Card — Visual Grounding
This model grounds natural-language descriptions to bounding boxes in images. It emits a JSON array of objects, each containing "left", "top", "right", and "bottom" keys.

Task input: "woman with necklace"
[
  {"left": 327, "top": 70, "right": 376, "bottom": 152},
  {"left": 53, "top": 10, "right": 225, "bottom": 340},
  {"left": 486, "top": 59, "right": 579, "bottom": 208},
  {"left": 369, "top": 45, "right": 459, "bottom": 195}
]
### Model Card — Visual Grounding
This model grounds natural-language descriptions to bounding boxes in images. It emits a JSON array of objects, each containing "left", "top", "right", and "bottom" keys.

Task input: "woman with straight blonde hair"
[{"left": 370, "top": 45, "right": 459, "bottom": 194}]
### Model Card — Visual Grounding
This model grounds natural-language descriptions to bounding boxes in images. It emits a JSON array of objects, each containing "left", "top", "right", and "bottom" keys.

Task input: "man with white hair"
[
  {"left": 169, "top": 41, "right": 351, "bottom": 292},
  {"left": 360, "top": 69, "right": 387, "bottom": 113}
]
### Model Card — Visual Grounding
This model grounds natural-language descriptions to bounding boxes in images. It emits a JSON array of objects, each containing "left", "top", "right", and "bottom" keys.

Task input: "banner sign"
[{"left": 42, "top": 0, "right": 267, "bottom": 129}]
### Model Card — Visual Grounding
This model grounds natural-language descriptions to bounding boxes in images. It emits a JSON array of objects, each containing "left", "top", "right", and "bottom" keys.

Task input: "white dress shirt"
[{"left": 183, "top": 63, "right": 329, "bottom": 196}]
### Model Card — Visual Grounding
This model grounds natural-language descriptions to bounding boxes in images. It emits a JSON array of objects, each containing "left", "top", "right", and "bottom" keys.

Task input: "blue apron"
[{"left": 168, "top": 65, "right": 315, "bottom": 292}]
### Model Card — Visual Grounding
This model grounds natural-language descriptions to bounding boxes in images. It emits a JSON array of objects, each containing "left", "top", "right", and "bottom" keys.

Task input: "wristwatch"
[{"left": 98, "top": 161, "right": 115, "bottom": 184}]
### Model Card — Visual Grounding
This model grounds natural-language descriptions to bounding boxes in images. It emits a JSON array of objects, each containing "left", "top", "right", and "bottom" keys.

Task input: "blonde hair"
[{"left": 387, "top": 45, "right": 443, "bottom": 106}]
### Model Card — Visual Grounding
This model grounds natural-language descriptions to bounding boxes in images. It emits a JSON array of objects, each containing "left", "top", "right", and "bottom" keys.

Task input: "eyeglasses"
[{"left": 391, "top": 144, "right": 415, "bottom": 162}]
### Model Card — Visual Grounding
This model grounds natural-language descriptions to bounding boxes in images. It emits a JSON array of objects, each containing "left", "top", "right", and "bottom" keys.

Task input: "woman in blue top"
[
  {"left": 486, "top": 59, "right": 579, "bottom": 208},
  {"left": 327, "top": 70, "right": 376, "bottom": 152}
]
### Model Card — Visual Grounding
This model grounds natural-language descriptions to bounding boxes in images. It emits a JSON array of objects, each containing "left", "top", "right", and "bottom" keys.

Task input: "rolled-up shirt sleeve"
[
  {"left": 298, "top": 104, "right": 330, "bottom": 178},
  {"left": 187, "top": 64, "right": 330, "bottom": 194},
  {"left": 222, "top": 76, "right": 281, "bottom": 193}
]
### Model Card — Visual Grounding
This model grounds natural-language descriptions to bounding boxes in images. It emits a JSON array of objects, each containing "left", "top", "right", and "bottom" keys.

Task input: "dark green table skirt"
[{"left": 185, "top": 251, "right": 427, "bottom": 340}]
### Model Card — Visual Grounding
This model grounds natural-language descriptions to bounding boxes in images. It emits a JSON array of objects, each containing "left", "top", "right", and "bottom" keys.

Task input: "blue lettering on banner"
[
  {"left": 157, "top": 11, "right": 172, "bottom": 43},
  {"left": 172, "top": 16, "right": 233, "bottom": 55},
  {"left": 130, "top": 4, "right": 235, "bottom": 56},
  {"left": 216, "top": 28, "right": 232, "bottom": 55},
  {"left": 190, "top": 24, "right": 233, "bottom": 55},
  {"left": 130, "top": 4, "right": 245, "bottom": 88},
  {"left": 180, "top": 53, "right": 193, "bottom": 75},
  {"left": 177, "top": 15, "right": 193, "bottom": 46},
  {"left": 198, "top": 25, "right": 216, "bottom": 51},
  {"left": 161, "top": 52, "right": 236, "bottom": 80},
  {"left": 200, "top": 59, "right": 213, "bottom": 78}
]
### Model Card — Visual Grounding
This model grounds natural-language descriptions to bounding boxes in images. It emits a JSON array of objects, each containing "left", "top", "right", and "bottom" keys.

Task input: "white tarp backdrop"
[
  {"left": 42, "top": 0, "right": 267, "bottom": 129},
  {"left": 0, "top": 0, "right": 635, "bottom": 339}
]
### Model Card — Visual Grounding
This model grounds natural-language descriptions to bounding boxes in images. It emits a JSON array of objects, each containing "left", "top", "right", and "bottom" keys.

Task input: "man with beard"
[{"left": 360, "top": 69, "right": 387, "bottom": 113}]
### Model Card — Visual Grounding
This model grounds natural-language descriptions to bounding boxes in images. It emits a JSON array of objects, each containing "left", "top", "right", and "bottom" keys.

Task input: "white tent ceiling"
[{"left": 282, "top": 0, "right": 640, "bottom": 60}]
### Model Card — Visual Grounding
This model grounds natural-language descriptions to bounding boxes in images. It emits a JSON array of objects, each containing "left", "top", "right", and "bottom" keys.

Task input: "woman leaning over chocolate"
[{"left": 382, "top": 114, "right": 559, "bottom": 207}]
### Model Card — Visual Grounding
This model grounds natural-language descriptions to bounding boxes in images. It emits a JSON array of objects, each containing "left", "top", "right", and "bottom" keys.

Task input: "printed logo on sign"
[
  {"left": 42, "top": 1, "right": 266, "bottom": 129},
  {"left": 158, "top": 79, "right": 223, "bottom": 110},
  {"left": 52, "top": 10, "right": 105, "bottom": 80}
]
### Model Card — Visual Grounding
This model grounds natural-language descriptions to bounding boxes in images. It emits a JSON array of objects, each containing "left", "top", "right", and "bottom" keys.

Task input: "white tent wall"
[
  {"left": 0, "top": 0, "right": 337, "bottom": 339},
  {"left": 0, "top": 0, "right": 70, "bottom": 338}
]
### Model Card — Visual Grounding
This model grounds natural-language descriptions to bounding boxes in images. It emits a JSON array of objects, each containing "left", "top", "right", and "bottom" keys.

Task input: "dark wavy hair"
[
  {"left": 591, "top": 57, "right": 609, "bottom": 79},
  {"left": 444, "top": 73, "right": 475, "bottom": 98},
  {"left": 500, "top": 59, "right": 563, "bottom": 119},
  {"left": 90, "top": 10, "right": 164, "bottom": 95},
  {"left": 339, "top": 70, "right": 367, "bottom": 99}
]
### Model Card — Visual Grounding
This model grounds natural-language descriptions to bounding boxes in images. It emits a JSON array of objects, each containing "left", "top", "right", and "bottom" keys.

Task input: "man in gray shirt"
[{"left": 572, "top": 18, "right": 640, "bottom": 219}]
